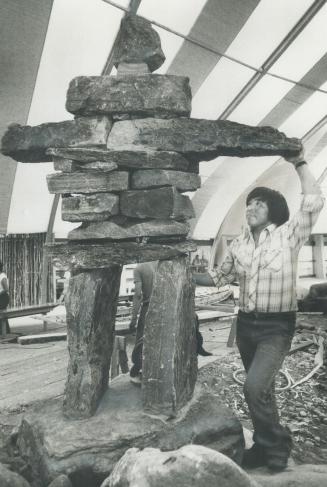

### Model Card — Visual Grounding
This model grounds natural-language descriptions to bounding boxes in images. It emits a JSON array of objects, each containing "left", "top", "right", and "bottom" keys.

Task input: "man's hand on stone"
[{"left": 284, "top": 149, "right": 305, "bottom": 166}]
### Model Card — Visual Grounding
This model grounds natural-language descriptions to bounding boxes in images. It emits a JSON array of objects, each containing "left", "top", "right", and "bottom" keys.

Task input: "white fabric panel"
[{"left": 7, "top": 0, "right": 124, "bottom": 235}]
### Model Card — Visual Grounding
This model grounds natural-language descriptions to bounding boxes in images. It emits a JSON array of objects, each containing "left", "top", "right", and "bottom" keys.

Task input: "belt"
[{"left": 238, "top": 310, "right": 296, "bottom": 319}]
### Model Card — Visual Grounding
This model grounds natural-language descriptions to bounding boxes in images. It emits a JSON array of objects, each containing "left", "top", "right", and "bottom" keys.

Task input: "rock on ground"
[
  {"left": 48, "top": 475, "right": 72, "bottom": 487},
  {"left": 0, "top": 462, "right": 31, "bottom": 487},
  {"left": 250, "top": 464, "right": 327, "bottom": 487},
  {"left": 16, "top": 377, "right": 244, "bottom": 487},
  {"left": 103, "top": 445, "right": 259, "bottom": 487}
]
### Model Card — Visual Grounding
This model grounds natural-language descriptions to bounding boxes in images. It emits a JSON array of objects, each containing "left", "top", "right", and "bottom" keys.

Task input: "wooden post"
[
  {"left": 63, "top": 266, "right": 122, "bottom": 419},
  {"left": 313, "top": 234, "right": 326, "bottom": 279},
  {"left": 142, "top": 256, "right": 197, "bottom": 416}
]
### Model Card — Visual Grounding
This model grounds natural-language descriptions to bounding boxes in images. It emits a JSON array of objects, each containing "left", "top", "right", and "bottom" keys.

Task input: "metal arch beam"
[
  {"left": 101, "top": 0, "right": 143, "bottom": 75},
  {"left": 218, "top": 0, "right": 327, "bottom": 120}
]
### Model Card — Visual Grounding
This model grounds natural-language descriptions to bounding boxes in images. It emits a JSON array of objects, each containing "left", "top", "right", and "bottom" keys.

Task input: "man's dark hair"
[{"left": 246, "top": 187, "right": 290, "bottom": 227}]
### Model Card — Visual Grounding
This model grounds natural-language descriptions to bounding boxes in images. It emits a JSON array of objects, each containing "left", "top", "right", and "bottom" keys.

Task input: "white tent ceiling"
[{"left": 0, "top": 0, "right": 326, "bottom": 238}]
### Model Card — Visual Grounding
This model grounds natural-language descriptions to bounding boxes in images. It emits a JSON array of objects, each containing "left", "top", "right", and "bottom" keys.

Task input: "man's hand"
[{"left": 284, "top": 149, "right": 305, "bottom": 166}]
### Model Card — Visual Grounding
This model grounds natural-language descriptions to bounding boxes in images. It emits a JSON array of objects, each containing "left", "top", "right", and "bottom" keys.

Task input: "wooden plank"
[
  {"left": 18, "top": 332, "right": 67, "bottom": 345},
  {"left": 0, "top": 303, "right": 57, "bottom": 319}
]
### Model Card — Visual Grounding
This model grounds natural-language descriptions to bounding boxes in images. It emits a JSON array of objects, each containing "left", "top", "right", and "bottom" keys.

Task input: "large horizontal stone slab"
[
  {"left": 47, "top": 147, "right": 192, "bottom": 171},
  {"left": 53, "top": 158, "right": 118, "bottom": 173},
  {"left": 66, "top": 75, "right": 191, "bottom": 119},
  {"left": 47, "top": 171, "right": 128, "bottom": 194},
  {"left": 45, "top": 240, "right": 197, "bottom": 269},
  {"left": 107, "top": 118, "right": 302, "bottom": 162},
  {"left": 62, "top": 193, "right": 119, "bottom": 222},
  {"left": 1, "top": 117, "right": 112, "bottom": 163},
  {"left": 113, "top": 14, "right": 165, "bottom": 72},
  {"left": 68, "top": 218, "right": 190, "bottom": 241},
  {"left": 16, "top": 378, "right": 244, "bottom": 487},
  {"left": 120, "top": 187, "right": 195, "bottom": 220},
  {"left": 131, "top": 169, "right": 201, "bottom": 192}
]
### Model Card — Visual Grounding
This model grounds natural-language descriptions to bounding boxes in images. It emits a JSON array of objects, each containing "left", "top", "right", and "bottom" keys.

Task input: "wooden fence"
[{"left": 0, "top": 233, "right": 53, "bottom": 307}]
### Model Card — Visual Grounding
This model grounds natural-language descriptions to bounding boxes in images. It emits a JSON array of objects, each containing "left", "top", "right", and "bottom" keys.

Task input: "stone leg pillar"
[
  {"left": 63, "top": 266, "right": 122, "bottom": 419},
  {"left": 142, "top": 256, "right": 197, "bottom": 416}
]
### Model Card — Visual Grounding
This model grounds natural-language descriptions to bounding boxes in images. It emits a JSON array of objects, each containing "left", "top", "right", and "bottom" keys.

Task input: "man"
[
  {"left": 129, "top": 261, "right": 212, "bottom": 385},
  {"left": 195, "top": 151, "right": 324, "bottom": 471},
  {"left": 0, "top": 261, "right": 10, "bottom": 335},
  {"left": 129, "top": 261, "right": 158, "bottom": 385}
]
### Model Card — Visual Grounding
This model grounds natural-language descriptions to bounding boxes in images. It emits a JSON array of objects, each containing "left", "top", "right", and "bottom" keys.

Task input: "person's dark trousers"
[
  {"left": 236, "top": 310, "right": 295, "bottom": 466},
  {"left": 130, "top": 302, "right": 149, "bottom": 377},
  {"left": 0, "top": 292, "right": 10, "bottom": 334}
]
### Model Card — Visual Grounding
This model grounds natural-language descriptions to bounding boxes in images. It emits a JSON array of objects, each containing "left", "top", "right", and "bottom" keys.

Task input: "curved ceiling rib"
[
  {"left": 167, "top": 0, "right": 260, "bottom": 95},
  {"left": 218, "top": 0, "right": 326, "bottom": 120}
]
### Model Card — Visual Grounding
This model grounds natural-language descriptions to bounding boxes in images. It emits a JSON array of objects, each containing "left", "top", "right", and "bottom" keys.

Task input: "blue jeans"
[{"left": 236, "top": 310, "right": 295, "bottom": 460}]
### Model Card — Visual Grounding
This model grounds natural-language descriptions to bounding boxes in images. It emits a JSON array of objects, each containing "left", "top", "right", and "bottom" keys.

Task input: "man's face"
[{"left": 246, "top": 198, "right": 270, "bottom": 229}]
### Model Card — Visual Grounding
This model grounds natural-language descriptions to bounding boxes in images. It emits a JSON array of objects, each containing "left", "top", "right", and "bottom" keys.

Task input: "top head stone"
[{"left": 113, "top": 14, "right": 165, "bottom": 73}]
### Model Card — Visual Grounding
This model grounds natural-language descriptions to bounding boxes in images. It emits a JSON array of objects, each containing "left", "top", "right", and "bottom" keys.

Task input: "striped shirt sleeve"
[
  {"left": 209, "top": 244, "right": 237, "bottom": 289},
  {"left": 287, "top": 194, "right": 325, "bottom": 250}
]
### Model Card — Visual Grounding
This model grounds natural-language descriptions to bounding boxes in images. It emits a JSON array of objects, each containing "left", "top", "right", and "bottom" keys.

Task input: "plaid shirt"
[{"left": 209, "top": 194, "right": 325, "bottom": 313}]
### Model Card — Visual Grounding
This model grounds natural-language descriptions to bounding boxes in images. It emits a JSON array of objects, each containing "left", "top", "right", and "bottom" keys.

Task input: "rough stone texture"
[
  {"left": 48, "top": 475, "right": 73, "bottom": 487},
  {"left": 107, "top": 118, "right": 302, "bottom": 162},
  {"left": 62, "top": 193, "right": 119, "bottom": 222},
  {"left": 120, "top": 187, "right": 195, "bottom": 220},
  {"left": 0, "top": 463, "right": 31, "bottom": 487},
  {"left": 17, "top": 377, "right": 244, "bottom": 487},
  {"left": 68, "top": 218, "right": 190, "bottom": 241},
  {"left": 45, "top": 240, "right": 197, "bottom": 270},
  {"left": 66, "top": 75, "right": 191, "bottom": 119},
  {"left": 54, "top": 159, "right": 118, "bottom": 173},
  {"left": 131, "top": 169, "right": 201, "bottom": 192},
  {"left": 1, "top": 117, "right": 112, "bottom": 162},
  {"left": 250, "top": 464, "right": 327, "bottom": 487},
  {"left": 142, "top": 257, "right": 197, "bottom": 416},
  {"left": 104, "top": 445, "right": 259, "bottom": 487},
  {"left": 63, "top": 267, "right": 122, "bottom": 419},
  {"left": 47, "top": 147, "right": 192, "bottom": 171},
  {"left": 47, "top": 171, "right": 128, "bottom": 194},
  {"left": 113, "top": 14, "right": 165, "bottom": 72}
]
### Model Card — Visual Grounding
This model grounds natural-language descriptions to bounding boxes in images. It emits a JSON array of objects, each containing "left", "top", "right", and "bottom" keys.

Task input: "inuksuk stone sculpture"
[{"left": 1, "top": 14, "right": 302, "bottom": 421}]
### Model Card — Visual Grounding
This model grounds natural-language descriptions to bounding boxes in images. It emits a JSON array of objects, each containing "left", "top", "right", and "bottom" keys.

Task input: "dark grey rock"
[
  {"left": 17, "top": 377, "right": 244, "bottom": 487},
  {"left": 142, "top": 257, "right": 197, "bottom": 416},
  {"left": 45, "top": 240, "right": 197, "bottom": 270},
  {"left": 120, "top": 187, "right": 195, "bottom": 220},
  {"left": 48, "top": 475, "right": 72, "bottom": 487},
  {"left": 47, "top": 171, "right": 128, "bottom": 194},
  {"left": 113, "top": 14, "right": 165, "bottom": 72},
  {"left": 47, "top": 148, "right": 192, "bottom": 171},
  {"left": 68, "top": 218, "right": 190, "bottom": 241},
  {"left": 62, "top": 193, "right": 119, "bottom": 222},
  {"left": 131, "top": 169, "right": 201, "bottom": 192},
  {"left": 0, "top": 463, "right": 31, "bottom": 487},
  {"left": 1, "top": 117, "right": 112, "bottom": 162},
  {"left": 66, "top": 75, "right": 191, "bottom": 119},
  {"left": 53, "top": 159, "right": 118, "bottom": 173},
  {"left": 107, "top": 118, "right": 302, "bottom": 162},
  {"left": 63, "top": 267, "right": 122, "bottom": 419}
]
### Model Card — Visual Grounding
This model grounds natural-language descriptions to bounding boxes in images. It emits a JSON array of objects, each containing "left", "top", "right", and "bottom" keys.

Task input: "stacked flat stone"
[{"left": 1, "top": 14, "right": 301, "bottom": 264}]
